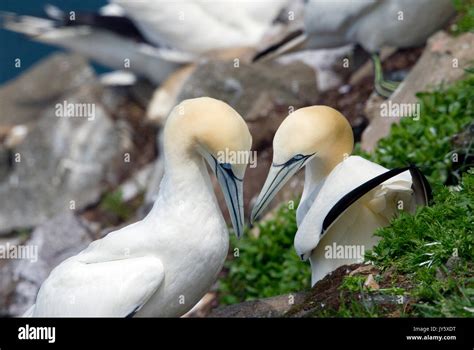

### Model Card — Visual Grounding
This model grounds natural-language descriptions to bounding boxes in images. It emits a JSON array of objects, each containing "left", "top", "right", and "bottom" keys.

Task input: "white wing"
[
  {"left": 295, "top": 156, "right": 412, "bottom": 257},
  {"left": 110, "top": 0, "right": 288, "bottom": 53},
  {"left": 29, "top": 222, "right": 165, "bottom": 317},
  {"left": 31, "top": 255, "right": 164, "bottom": 317}
]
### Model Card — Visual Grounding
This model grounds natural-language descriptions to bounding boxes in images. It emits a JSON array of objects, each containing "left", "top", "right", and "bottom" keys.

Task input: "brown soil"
[{"left": 285, "top": 263, "right": 415, "bottom": 317}]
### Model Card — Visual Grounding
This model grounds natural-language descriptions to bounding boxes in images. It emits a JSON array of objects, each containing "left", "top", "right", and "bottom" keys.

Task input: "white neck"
[
  {"left": 301, "top": 156, "right": 330, "bottom": 204},
  {"left": 148, "top": 141, "right": 219, "bottom": 216}
]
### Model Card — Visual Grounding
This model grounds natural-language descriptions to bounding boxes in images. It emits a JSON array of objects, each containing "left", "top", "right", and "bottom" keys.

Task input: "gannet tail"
[{"left": 0, "top": 11, "right": 56, "bottom": 37}]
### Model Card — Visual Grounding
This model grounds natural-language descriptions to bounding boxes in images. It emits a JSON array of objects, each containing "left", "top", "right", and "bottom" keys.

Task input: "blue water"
[{"left": 0, "top": 0, "right": 108, "bottom": 84}]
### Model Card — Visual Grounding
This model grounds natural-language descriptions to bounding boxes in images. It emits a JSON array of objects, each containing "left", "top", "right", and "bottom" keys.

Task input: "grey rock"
[
  {"left": 0, "top": 55, "right": 126, "bottom": 234},
  {"left": 0, "top": 212, "right": 94, "bottom": 316},
  {"left": 0, "top": 53, "right": 95, "bottom": 127},
  {"left": 362, "top": 31, "right": 474, "bottom": 151},
  {"left": 178, "top": 60, "right": 318, "bottom": 150}
]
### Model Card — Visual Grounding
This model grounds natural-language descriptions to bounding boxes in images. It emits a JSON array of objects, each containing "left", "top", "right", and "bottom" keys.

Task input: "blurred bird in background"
[
  {"left": 0, "top": 0, "right": 294, "bottom": 85},
  {"left": 255, "top": 0, "right": 456, "bottom": 97}
]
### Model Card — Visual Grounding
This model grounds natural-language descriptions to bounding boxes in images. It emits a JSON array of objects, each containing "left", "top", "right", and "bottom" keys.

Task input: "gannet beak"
[
  {"left": 214, "top": 161, "right": 245, "bottom": 239},
  {"left": 251, "top": 154, "right": 312, "bottom": 224}
]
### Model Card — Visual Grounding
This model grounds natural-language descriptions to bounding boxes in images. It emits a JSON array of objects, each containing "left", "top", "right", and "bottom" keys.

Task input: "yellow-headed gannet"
[
  {"left": 25, "top": 97, "right": 252, "bottom": 317},
  {"left": 250, "top": 106, "right": 431, "bottom": 285}
]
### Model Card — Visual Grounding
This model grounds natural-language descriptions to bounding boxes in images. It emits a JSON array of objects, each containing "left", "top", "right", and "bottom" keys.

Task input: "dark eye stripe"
[{"left": 273, "top": 152, "right": 315, "bottom": 168}]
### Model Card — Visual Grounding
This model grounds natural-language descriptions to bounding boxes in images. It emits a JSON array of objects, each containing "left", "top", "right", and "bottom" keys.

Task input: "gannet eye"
[{"left": 293, "top": 154, "right": 305, "bottom": 161}]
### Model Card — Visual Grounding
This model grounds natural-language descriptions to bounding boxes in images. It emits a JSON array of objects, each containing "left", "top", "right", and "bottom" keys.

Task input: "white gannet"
[
  {"left": 250, "top": 106, "right": 431, "bottom": 285},
  {"left": 255, "top": 0, "right": 455, "bottom": 97},
  {"left": 111, "top": 0, "right": 291, "bottom": 54},
  {"left": 1, "top": 0, "right": 290, "bottom": 84},
  {"left": 24, "top": 97, "right": 252, "bottom": 317}
]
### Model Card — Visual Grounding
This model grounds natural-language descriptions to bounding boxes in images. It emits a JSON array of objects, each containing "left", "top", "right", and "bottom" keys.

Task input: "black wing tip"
[
  {"left": 322, "top": 166, "right": 411, "bottom": 232},
  {"left": 125, "top": 305, "right": 140, "bottom": 318},
  {"left": 252, "top": 29, "right": 305, "bottom": 63},
  {"left": 408, "top": 164, "right": 433, "bottom": 205}
]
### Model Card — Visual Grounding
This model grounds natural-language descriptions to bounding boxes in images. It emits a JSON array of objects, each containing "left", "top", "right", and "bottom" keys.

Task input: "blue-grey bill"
[
  {"left": 216, "top": 165, "right": 245, "bottom": 238},
  {"left": 250, "top": 161, "right": 302, "bottom": 224}
]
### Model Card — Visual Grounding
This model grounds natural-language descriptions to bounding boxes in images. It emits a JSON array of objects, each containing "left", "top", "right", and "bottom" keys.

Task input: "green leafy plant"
[
  {"left": 99, "top": 189, "right": 132, "bottom": 222},
  {"left": 451, "top": 0, "right": 474, "bottom": 35},
  {"left": 366, "top": 170, "right": 474, "bottom": 317},
  {"left": 218, "top": 201, "right": 311, "bottom": 305}
]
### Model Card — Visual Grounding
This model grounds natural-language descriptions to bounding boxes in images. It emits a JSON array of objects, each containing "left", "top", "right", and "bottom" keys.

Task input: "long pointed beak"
[
  {"left": 215, "top": 164, "right": 245, "bottom": 238},
  {"left": 250, "top": 159, "right": 305, "bottom": 224}
]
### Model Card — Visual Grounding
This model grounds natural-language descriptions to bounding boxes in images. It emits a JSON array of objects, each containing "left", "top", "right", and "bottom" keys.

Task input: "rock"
[
  {"left": 0, "top": 212, "right": 94, "bottom": 316},
  {"left": 0, "top": 53, "right": 95, "bottom": 128},
  {"left": 349, "top": 264, "right": 378, "bottom": 276},
  {"left": 364, "top": 274, "right": 380, "bottom": 290},
  {"left": 363, "top": 93, "right": 386, "bottom": 122},
  {"left": 0, "top": 54, "right": 127, "bottom": 234},
  {"left": 178, "top": 60, "right": 318, "bottom": 147},
  {"left": 362, "top": 31, "right": 474, "bottom": 151},
  {"left": 208, "top": 292, "right": 308, "bottom": 318}
]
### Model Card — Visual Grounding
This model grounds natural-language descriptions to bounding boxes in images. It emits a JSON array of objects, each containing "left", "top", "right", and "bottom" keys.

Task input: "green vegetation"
[
  {"left": 366, "top": 170, "right": 474, "bottom": 317},
  {"left": 355, "top": 70, "right": 474, "bottom": 185},
  {"left": 452, "top": 0, "right": 474, "bottom": 35},
  {"left": 99, "top": 189, "right": 133, "bottom": 222},
  {"left": 219, "top": 201, "right": 310, "bottom": 305}
]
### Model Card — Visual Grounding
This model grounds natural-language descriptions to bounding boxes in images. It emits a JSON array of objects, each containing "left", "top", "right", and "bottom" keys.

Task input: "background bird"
[
  {"left": 24, "top": 97, "right": 252, "bottom": 317},
  {"left": 255, "top": 0, "right": 456, "bottom": 97},
  {"left": 251, "top": 106, "right": 431, "bottom": 285},
  {"left": 1, "top": 0, "right": 291, "bottom": 85}
]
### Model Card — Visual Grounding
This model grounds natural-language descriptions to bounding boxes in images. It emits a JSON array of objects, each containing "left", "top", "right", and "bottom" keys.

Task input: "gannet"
[
  {"left": 1, "top": 0, "right": 290, "bottom": 84},
  {"left": 250, "top": 106, "right": 431, "bottom": 285},
  {"left": 24, "top": 97, "right": 252, "bottom": 317},
  {"left": 255, "top": 0, "right": 455, "bottom": 97},
  {"left": 111, "top": 0, "right": 291, "bottom": 54}
]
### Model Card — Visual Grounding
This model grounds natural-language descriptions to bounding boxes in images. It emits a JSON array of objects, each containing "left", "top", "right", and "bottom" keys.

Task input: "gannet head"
[
  {"left": 250, "top": 105, "right": 353, "bottom": 224},
  {"left": 165, "top": 97, "right": 252, "bottom": 238}
]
